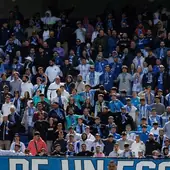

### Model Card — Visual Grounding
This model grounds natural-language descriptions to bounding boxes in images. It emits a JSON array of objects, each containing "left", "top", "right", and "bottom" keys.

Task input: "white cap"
[{"left": 25, "top": 56, "right": 33, "bottom": 62}]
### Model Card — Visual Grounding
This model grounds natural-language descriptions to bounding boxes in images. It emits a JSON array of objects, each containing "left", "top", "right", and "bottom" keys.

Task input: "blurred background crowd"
[{"left": 0, "top": 3, "right": 170, "bottom": 159}]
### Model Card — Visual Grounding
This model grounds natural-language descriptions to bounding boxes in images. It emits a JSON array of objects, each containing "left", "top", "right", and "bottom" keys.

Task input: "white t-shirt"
[
  {"left": 45, "top": 65, "right": 62, "bottom": 83},
  {"left": 2, "top": 103, "right": 15, "bottom": 116},
  {"left": 21, "top": 82, "right": 33, "bottom": 98},
  {"left": 75, "top": 28, "right": 86, "bottom": 43}
]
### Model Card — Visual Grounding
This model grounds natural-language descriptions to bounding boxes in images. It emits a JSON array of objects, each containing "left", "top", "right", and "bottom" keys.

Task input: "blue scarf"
[
  {"left": 121, "top": 113, "right": 127, "bottom": 124},
  {"left": 69, "top": 56, "right": 73, "bottom": 64},
  {"left": 108, "top": 19, "right": 113, "bottom": 29},
  {"left": 54, "top": 109, "right": 64, "bottom": 119},
  {"left": 31, "top": 37, "right": 37, "bottom": 45},
  {"left": 122, "top": 151, "right": 133, "bottom": 158},
  {"left": 89, "top": 72, "right": 95, "bottom": 86},
  {"left": 6, "top": 44, "right": 12, "bottom": 53},
  {"left": 28, "top": 107, "right": 36, "bottom": 116},
  {"left": 14, "top": 24, "right": 21, "bottom": 33},
  {"left": 12, "top": 98, "right": 21, "bottom": 113},
  {"left": 160, "top": 48, "right": 164, "bottom": 59},
  {"left": 58, "top": 96, "right": 63, "bottom": 107},
  {"left": 168, "top": 94, "right": 170, "bottom": 106},
  {"left": 104, "top": 72, "right": 109, "bottom": 83},
  {"left": 70, "top": 115, "right": 76, "bottom": 126},
  {"left": 76, "top": 46, "right": 80, "bottom": 57},
  {"left": 158, "top": 73, "right": 163, "bottom": 90},
  {"left": 76, "top": 124, "right": 86, "bottom": 134}
]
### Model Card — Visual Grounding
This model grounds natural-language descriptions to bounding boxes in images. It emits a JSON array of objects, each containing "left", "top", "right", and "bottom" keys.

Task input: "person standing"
[
  {"left": 45, "top": 59, "right": 63, "bottom": 83},
  {"left": 0, "top": 116, "right": 13, "bottom": 150},
  {"left": 74, "top": 21, "right": 86, "bottom": 43},
  {"left": 116, "top": 65, "right": 132, "bottom": 95}
]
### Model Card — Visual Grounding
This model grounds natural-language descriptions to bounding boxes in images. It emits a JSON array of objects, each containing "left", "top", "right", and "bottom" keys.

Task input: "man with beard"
[
  {"left": 20, "top": 75, "right": 33, "bottom": 98},
  {"left": 45, "top": 59, "right": 62, "bottom": 83}
]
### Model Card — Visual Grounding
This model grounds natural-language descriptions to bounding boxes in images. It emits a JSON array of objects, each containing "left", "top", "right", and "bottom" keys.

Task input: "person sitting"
[
  {"left": 93, "top": 145, "right": 105, "bottom": 157},
  {"left": 10, "top": 133, "right": 25, "bottom": 153},
  {"left": 51, "top": 144, "right": 65, "bottom": 156}
]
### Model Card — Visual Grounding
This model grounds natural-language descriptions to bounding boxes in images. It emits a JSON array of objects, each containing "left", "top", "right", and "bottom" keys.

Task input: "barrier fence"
[{"left": 1, "top": 157, "right": 170, "bottom": 170}]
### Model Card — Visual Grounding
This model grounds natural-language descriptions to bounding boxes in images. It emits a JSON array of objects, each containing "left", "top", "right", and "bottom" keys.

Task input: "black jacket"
[
  {"left": 91, "top": 124, "right": 108, "bottom": 138},
  {"left": 0, "top": 121, "right": 13, "bottom": 141},
  {"left": 34, "top": 120, "right": 48, "bottom": 141},
  {"left": 155, "top": 72, "right": 169, "bottom": 93},
  {"left": 145, "top": 139, "right": 160, "bottom": 156},
  {"left": 53, "top": 139, "right": 67, "bottom": 152},
  {"left": 142, "top": 72, "right": 156, "bottom": 89},
  {"left": 103, "top": 139, "right": 116, "bottom": 156},
  {"left": 115, "top": 112, "right": 135, "bottom": 133},
  {"left": 0, "top": 27, "right": 10, "bottom": 45}
]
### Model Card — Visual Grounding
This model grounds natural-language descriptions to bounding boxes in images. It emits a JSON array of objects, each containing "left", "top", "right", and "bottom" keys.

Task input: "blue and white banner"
[{"left": 1, "top": 157, "right": 170, "bottom": 170}]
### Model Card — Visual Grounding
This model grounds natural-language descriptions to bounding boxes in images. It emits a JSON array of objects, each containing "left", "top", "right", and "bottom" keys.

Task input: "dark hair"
[{"left": 14, "top": 91, "right": 19, "bottom": 95}]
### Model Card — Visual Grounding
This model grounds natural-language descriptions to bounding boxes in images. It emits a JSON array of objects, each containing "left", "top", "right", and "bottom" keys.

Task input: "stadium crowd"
[{"left": 0, "top": 4, "right": 170, "bottom": 159}]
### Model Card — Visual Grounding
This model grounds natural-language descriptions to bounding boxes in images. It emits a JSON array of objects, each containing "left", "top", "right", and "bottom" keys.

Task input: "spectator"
[
  {"left": 116, "top": 65, "right": 132, "bottom": 95},
  {"left": 74, "top": 21, "right": 86, "bottom": 43},
  {"left": 53, "top": 131, "right": 67, "bottom": 153},
  {"left": 2, "top": 95, "right": 15, "bottom": 116},
  {"left": 116, "top": 107, "right": 134, "bottom": 133},
  {"left": 163, "top": 117, "right": 170, "bottom": 139},
  {"left": 27, "top": 131, "right": 47, "bottom": 156},
  {"left": 145, "top": 132, "right": 160, "bottom": 157},
  {"left": 21, "top": 75, "right": 33, "bottom": 98},
  {"left": 131, "top": 135, "right": 145, "bottom": 157},
  {"left": 51, "top": 88, "right": 68, "bottom": 110},
  {"left": 93, "top": 145, "right": 105, "bottom": 157},
  {"left": 8, "top": 105, "right": 21, "bottom": 133},
  {"left": 0, "top": 85, "right": 13, "bottom": 107},
  {"left": 10, "top": 133, "right": 25, "bottom": 153},
  {"left": 148, "top": 108, "right": 162, "bottom": 127},
  {"left": 117, "top": 132, "right": 134, "bottom": 150},
  {"left": 133, "top": 50, "right": 145, "bottom": 69},
  {"left": 77, "top": 143, "right": 93, "bottom": 156},
  {"left": 11, "top": 90, "right": 21, "bottom": 114},
  {"left": 108, "top": 143, "right": 122, "bottom": 157},
  {"left": 45, "top": 60, "right": 62, "bottom": 83},
  {"left": 75, "top": 74, "right": 85, "bottom": 93},
  {"left": 66, "top": 143, "right": 76, "bottom": 156},
  {"left": 21, "top": 101, "right": 36, "bottom": 139},
  {"left": 0, "top": 116, "right": 13, "bottom": 150},
  {"left": 75, "top": 133, "right": 93, "bottom": 153},
  {"left": 103, "top": 134, "right": 116, "bottom": 156},
  {"left": 47, "top": 76, "right": 64, "bottom": 101},
  {"left": 120, "top": 143, "right": 133, "bottom": 158},
  {"left": 151, "top": 96, "right": 165, "bottom": 115},
  {"left": 109, "top": 125, "right": 121, "bottom": 140},
  {"left": 41, "top": 10, "right": 60, "bottom": 25},
  {"left": 150, "top": 122, "right": 160, "bottom": 137},
  {"left": 124, "top": 98, "right": 137, "bottom": 123},
  {"left": 10, "top": 71, "right": 22, "bottom": 95},
  {"left": 65, "top": 106, "right": 80, "bottom": 129},
  {"left": 107, "top": 161, "right": 117, "bottom": 170},
  {"left": 51, "top": 144, "right": 65, "bottom": 156},
  {"left": 100, "top": 65, "right": 114, "bottom": 92},
  {"left": 86, "top": 65, "right": 101, "bottom": 88},
  {"left": 85, "top": 126, "right": 95, "bottom": 141},
  {"left": 109, "top": 93, "right": 124, "bottom": 113}
]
